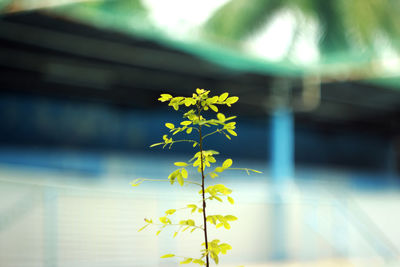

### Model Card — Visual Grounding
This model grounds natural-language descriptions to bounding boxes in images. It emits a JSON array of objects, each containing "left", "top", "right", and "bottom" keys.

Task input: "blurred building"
[{"left": 0, "top": 1, "right": 400, "bottom": 266}]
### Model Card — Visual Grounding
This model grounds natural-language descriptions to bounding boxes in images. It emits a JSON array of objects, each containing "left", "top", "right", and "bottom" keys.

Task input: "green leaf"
[
  {"left": 226, "top": 96, "right": 239, "bottom": 105},
  {"left": 158, "top": 94, "right": 172, "bottom": 102},
  {"left": 215, "top": 167, "right": 224, "bottom": 172},
  {"left": 168, "top": 170, "right": 179, "bottom": 180},
  {"left": 161, "top": 254, "right": 175, "bottom": 258},
  {"left": 131, "top": 178, "right": 143, "bottom": 187},
  {"left": 165, "top": 209, "right": 176, "bottom": 215},
  {"left": 210, "top": 172, "right": 218, "bottom": 178},
  {"left": 217, "top": 113, "right": 226, "bottom": 121},
  {"left": 227, "top": 196, "right": 234, "bottom": 204},
  {"left": 196, "top": 88, "right": 205, "bottom": 95},
  {"left": 219, "top": 92, "right": 229, "bottom": 102},
  {"left": 138, "top": 224, "right": 149, "bottom": 232},
  {"left": 165, "top": 123, "right": 175, "bottom": 129},
  {"left": 174, "top": 162, "right": 188, "bottom": 166},
  {"left": 149, "top": 142, "right": 163, "bottom": 148},
  {"left": 177, "top": 174, "right": 184, "bottom": 186},
  {"left": 207, "top": 215, "right": 217, "bottom": 225},
  {"left": 227, "top": 129, "right": 237, "bottom": 136},
  {"left": 214, "top": 196, "right": 223, "bottom": 202},
  {"left": 180, "top": 258, "right": 193, "bottom": 264},
  {"left": 180, "top": 121, "right": 192, "bottom": 126},
  {"left": 156, "top": 230, "right": 161, "bottom": 236},
  {"left": 224, "top": 215, "right": 238, "bottom": 221},
  {"left": 173, "top": 232, "right": 178, "bottom": 238},
  {"left": 181, "top": 168, "right": 188, "bottom": 178},
  {"left": 193, "top": 259, "right": 205, "bottom": 265},
  {"left": 209, "top": 104, "right": 218, "bottom": 112},
  {"left": 223, "top": 222, "right": 231, "bottom": 229},
  {"left": 210, "top": 251, "right": 219, "bottom": 264},
  {"left": 222, "top": 159, "right": 233, "bottom": 168},
  {"left": 186, "top": 127, "right": 193, "bottom": 134},
  {"left": 219, "top": 243, "right": 232, "bottom": 254},
  {"left": 159, "top": 217, "right": 171, "bottom": 224},
  {"left": 209, "top": 96, "right": 219, "bottom": 104}
]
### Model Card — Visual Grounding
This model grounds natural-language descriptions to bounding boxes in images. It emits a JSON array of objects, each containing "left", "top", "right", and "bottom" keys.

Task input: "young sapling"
[{"left": 132, "top": 89, "right": 261, "bottom": 266}]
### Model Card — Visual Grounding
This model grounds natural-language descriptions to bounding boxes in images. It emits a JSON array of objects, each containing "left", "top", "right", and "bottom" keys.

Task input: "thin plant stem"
[{"left": 198, "top": 105, "right": 210, "bottom": 267}]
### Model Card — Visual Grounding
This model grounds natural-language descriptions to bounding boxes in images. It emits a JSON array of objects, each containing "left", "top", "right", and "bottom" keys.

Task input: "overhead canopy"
[{"left": 1, "top": 0, "right": 400, "bottom": 89}]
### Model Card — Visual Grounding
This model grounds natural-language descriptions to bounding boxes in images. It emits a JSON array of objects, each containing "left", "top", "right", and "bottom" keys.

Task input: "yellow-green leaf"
[
  {"left": 186, "top": 127, "right": 193, "bottom": 134},
  {"left": 138, "top": 224, "right": 149, "bottom": 232},
  {"left": 223, "top": 222, "right": 231, "bottom": 229},
  {"left": 196, "top": 88, "right": 205, "bottom": 95},
  {"left": 149, "top": 142, "right": 163, "bottom": 148},
  {"left": 223, "top": 159, "right": 233, "bottom": 168},
  {"left": 161, "top": 254, "right": 175, "bottom": 258},
  {"left": 215, "top": 167, "right": 224, "bottom": 172},
  {"left": 181, "top": 168, "right": 188, "bottom": 178},
  {"left": 165, "top": 123, "right": 175, "bottom": 129},
  {"left": 158, "top": 94, "right": 172, "bottom": 102},
  {"left": 217, "top": 113, "right": 225, "bottom": 121},
  {"left": 209, "top": 104, "right": 218, "bottom": 112},
  {"left": 219, "top": 92, "right": 229, "bottom": 102},
  {"left": 131, "top": 178, "right": 143, "bottom": 187},
  {"left": 181, "top": 121, "right": 192, "bottom": 126},
  {"left": 210, "top": 172, "right": 218, "bottom": 178},
  {"left": 193, "top": 259, "right": 205, "bottom": 265},
  {"left": 210, "top": 251, "right": 219, "bottom": 264},
  {"left": 224, "top": 215, "right": 238, "bottom": 221},
  {"left": 227, "top": 129, "right": 237, "bottom": 136},
  {"left": 226, "top": 96, "right": 239, "bottom": 105},
  {"left": 159, "top": 217, "right": 171, "bottom": 224},
  {"left": 165, "top": 209, "right": 176, "bottom": 215},
  {"left": 177, "top": 175, "right": 184, "bottom": 186},
  {"left": 227, "top": 196, "right": 234, "bottom": 204},
  {"left": 174, "top": 162, "right": 188, "bottom": 166},
  {"left": 180, "top": 258, "right": 193, "bottom": 264}
]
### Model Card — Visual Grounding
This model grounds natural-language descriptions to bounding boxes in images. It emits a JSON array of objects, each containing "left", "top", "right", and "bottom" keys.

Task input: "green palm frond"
[
  {"left": 205, "top": 0, "right": 283, "bottom": 40},
  {"left": 205, "top": 0, "right": 400, "bottom": 57}
]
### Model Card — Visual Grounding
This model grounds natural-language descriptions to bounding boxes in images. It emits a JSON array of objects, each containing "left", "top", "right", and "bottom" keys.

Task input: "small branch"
[
  {"left": 131, "top": 178, "right": 201, "bottom": 187},
  {"left": 226, "top": 167, "right": 262, "bottom": 175},
  {"left": 151, "top": 223, "right": 204, "bottom": 231},
  {"left": 167, "top": 139, "right": 198, "bottom": 149},
  {"left": 202, "top": 128, "right": 223, "bottom": 139}
]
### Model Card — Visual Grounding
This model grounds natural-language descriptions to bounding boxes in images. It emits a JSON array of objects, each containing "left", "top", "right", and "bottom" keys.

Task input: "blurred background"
[{"left": 1, "top": 0, "right": 400, "bottom": 266}]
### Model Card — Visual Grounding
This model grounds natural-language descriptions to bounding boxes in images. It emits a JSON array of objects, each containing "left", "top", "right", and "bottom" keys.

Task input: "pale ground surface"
[
  {"left": 221, "top": 258, "right": 396, "bottom": 267},
  {"left": 0, "top": 152, "right": 399, "bottom": 267}
]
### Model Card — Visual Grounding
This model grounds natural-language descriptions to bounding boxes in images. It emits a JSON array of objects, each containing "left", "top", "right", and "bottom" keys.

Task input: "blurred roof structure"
[
  {"left": 0, "top": 0, "right": 400, "bottom": 135},
  {"left": 2, "top": 0, "right": 400, "bottom": 83}
]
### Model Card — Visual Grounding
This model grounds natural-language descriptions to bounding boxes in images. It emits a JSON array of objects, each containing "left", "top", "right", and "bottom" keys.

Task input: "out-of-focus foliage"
[
  {"left": 0, "top": 0, "right": 147, "bottom": 15},
  {"left": 206, "top": 0, "right": 400, "bottom": 55}
]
